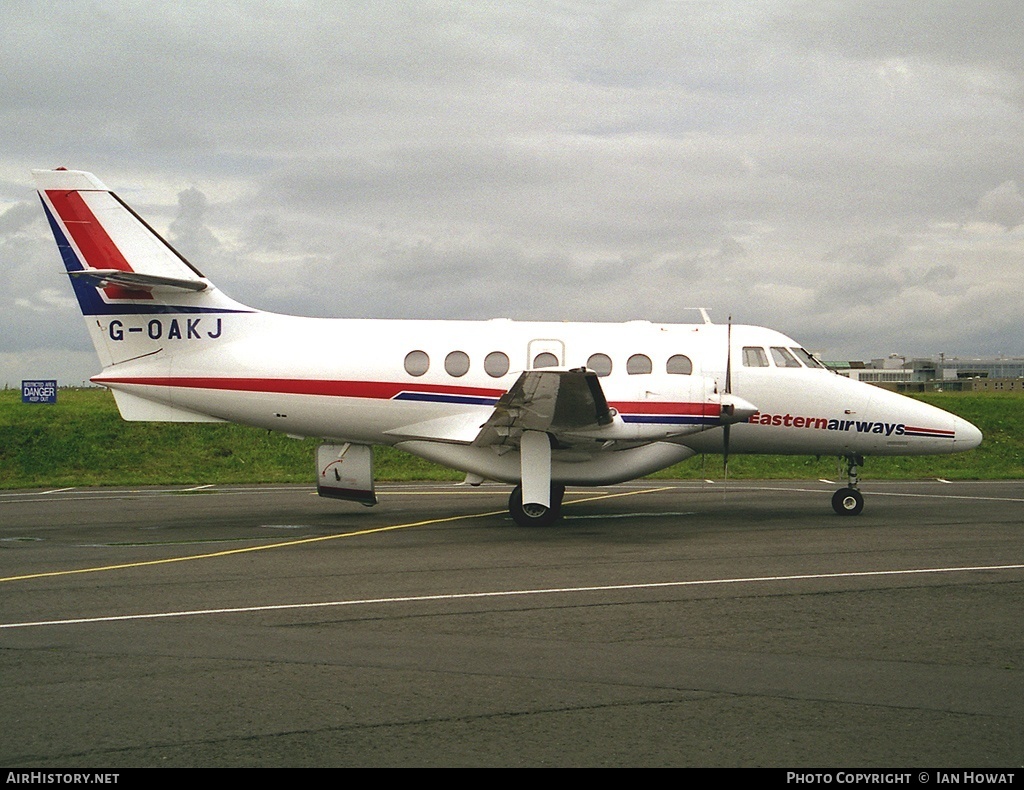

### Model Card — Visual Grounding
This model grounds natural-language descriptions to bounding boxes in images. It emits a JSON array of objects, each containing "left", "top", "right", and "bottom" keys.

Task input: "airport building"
[{"left": 827, "top": 354, "right": 1024, "bottom": 392}]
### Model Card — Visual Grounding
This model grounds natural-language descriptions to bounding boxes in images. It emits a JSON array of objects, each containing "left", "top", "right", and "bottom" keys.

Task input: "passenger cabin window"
[
  {"left": 770, "top": 346, "right": 802, "bottom": 368},
  {"left": 627, "top": 354, "right": 652, "bottom": 375},
  {"left": 445, "top": 350, "right": 470, "bottom": 377},
  {"left": 666, "top": 354, "right": 692, "bottom": 375},
  {"left": 484, "top": 351, "right": 510, "bottom": 378},
  {"left": 791, "top": 347, "right": 824, "bottom": 369},
  {"left": 742, "top": 347, "right": 769, "bottom": 367},
  {"left": 404, "top": 350, "right": 429, "bottom": 376},
  {"left": 587, "top": 353, "right": 612, "bottom": 377},
  {"left": 533, "top": 352, "right": 558, "bottom": 369}
]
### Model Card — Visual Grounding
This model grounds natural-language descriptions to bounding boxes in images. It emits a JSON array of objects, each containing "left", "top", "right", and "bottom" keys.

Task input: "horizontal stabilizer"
[{"left": 69, "top": 268, "right": 208, "bottom": 293}]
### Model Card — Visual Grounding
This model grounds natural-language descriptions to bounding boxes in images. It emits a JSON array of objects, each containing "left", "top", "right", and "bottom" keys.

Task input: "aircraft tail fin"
[{"left": 34, "top": 168, "right": 252, "bottom": 368}]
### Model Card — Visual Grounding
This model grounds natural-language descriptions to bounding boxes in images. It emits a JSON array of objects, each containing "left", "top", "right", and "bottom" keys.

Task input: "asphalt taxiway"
[{"left": 1, "top": 480, "right": 1022, "bottom": 767}]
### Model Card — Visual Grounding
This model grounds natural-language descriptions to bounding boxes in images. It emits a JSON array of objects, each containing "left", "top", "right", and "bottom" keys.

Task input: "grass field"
[{"left": 0, "top": 386, "right": 1020, "bottom": 489}]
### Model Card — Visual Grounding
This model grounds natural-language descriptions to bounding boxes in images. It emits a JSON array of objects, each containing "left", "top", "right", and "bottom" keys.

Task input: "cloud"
[
  {"left": 0, "top": 0, "right": 1021, "bottom": 386},
  {"left": 973, "top": 180, "right": 1024, "bottom": 229},
  {"left": 0, "top": 200, "right": 38, "bottom": 234},
  {"left": 168, "top": 186, "right": 223, "bottom": 261},
  {"left": 14, "top": 288, "right": 76, "bottom": 313}
]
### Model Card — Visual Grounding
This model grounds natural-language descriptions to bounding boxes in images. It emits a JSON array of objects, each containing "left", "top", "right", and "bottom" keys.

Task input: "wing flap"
[{"left": 474, "top": 368, "right": 613, "bottom": 447}]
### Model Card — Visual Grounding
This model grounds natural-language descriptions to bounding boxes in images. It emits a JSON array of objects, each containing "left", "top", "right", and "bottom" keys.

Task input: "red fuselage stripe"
[
  {"left": 95, "top": 376, "right": 504, "bottom": 400},
  {"left": 93, "top": 376, "right": 717, "bottom": 414}
]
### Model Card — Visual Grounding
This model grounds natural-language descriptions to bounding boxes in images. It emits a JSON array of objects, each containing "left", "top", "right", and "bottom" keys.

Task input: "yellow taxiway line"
[{"left": 0, "top": 486, "right": 674, "bottom": 584}]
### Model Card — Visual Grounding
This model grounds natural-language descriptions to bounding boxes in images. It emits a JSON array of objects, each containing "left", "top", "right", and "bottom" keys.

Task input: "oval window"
[
  {"left": 484, "top": 351, "right": 510, "bottom": 378},
  {"left": 627, "top": 354, "right": 652, "bottom": 375},
  {"left": 445, "top": 350, "right": 470, "bottom": 377},
  {"left": 533, "top": 352, "right": 558, "bottom": 369},
  {"left": 587, "top": 353, "right": 613, "bottom": 377},
  {"left": 666, "top": 354, "right": 692, "bottom": 375},
  {"left": 404, "top": 350, "right": 429, "bottom": 377}
]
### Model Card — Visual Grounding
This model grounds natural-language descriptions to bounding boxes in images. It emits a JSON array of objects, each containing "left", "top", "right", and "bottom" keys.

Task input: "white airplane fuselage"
[
  {"left": 91, "top": 311, "right": 979, "bottom": 470},
  {"left": 33, "top": 168, "right": 983, "bottom": 521}
]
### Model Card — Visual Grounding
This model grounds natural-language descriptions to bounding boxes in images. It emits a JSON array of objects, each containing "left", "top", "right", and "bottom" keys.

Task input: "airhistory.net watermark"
[{"left": 6, "top": 775, "right": 118, "bottom": 784}]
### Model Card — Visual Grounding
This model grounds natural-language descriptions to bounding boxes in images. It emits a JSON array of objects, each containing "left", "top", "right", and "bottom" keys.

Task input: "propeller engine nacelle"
[{"left": 719, "top": 393, "right": 758, "bottom": 424}]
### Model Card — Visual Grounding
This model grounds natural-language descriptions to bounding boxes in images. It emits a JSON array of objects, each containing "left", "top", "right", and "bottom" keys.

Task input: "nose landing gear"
[{"left": 832, "top": 453, "right": 865, "bottom": 515}]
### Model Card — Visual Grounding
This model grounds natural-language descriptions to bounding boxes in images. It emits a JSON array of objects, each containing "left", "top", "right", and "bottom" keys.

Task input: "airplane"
[{"left": 33, "top": 167, "right": 983, "bottom": 525}]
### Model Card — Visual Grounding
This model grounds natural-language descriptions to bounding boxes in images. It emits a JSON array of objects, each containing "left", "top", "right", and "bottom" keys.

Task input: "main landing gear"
[
  {"left": 832, "top": 453, "right": 865, "bottom": 516},
  {"left": 509, "top": 484, "right": 566, "bottom": 527}
]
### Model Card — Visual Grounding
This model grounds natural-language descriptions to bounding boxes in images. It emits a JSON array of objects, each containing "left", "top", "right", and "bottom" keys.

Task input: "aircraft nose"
[{"left": 953, "top": 417, "right": 983, "bottom": 451}]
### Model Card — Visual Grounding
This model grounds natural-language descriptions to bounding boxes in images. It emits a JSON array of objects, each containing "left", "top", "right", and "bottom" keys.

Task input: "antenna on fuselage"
[
  {"left": 723, "top": 315, "right": 733, "bottom": 480},
  {"left": 680, "top": 307, "right": 714, "bottom": 325}
]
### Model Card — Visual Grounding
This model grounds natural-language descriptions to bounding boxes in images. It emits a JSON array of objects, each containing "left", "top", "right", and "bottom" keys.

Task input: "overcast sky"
[{"left": 2, "top": 0, "right": 1022, "bottom": 386}]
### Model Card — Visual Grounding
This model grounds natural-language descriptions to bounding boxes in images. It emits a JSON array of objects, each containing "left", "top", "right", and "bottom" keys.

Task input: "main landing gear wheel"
[
  {"left": 832, "top": 487, "right": 864, "bottom": 516},
  {"left": 508, "top": 484, "right": 565, "bottom": 527}
]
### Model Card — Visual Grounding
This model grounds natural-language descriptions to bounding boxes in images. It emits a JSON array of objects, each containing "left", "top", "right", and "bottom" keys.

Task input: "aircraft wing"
[
  {"left": 383, "top": 410, "right": 489, "bottom": 444},
  {"left": 472, "top": 368, "right": 613, "bottom": 447},
  {"left": 384, "top": 368, "right": 614, "bottom": 446}
]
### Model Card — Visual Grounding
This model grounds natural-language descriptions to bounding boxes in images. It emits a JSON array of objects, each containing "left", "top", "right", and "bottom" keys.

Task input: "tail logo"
[{"left": 36, "top": 172, "right": 251, "bottom": 318}]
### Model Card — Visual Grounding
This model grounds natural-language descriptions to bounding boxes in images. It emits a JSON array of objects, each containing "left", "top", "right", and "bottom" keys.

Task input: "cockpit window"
[
  {"left": 742, "top": 347, "right": 769, "bottom": 367},
  {"left": 790, "top": 347, "right": 824, "bottom": 368},
  {"left": 770, "top": 347, "right": 802, "bottom": 368}
]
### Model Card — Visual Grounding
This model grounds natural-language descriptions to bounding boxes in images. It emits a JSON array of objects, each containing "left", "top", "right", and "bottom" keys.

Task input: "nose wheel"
[
  {"left": 832, "top": 487, "right": 864, "bottom": 515},
  {"left": 832, "top": 454, "right": 865, "bottom": 515}
]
